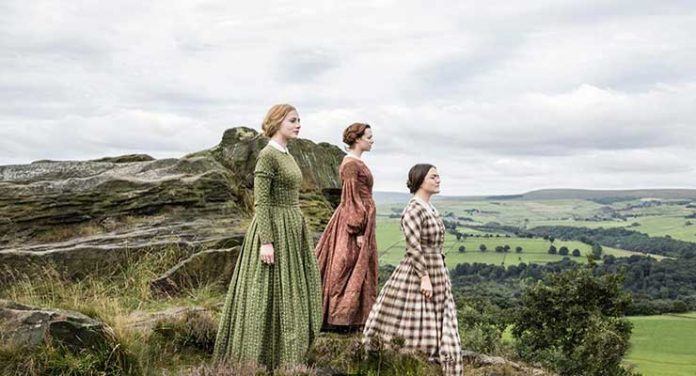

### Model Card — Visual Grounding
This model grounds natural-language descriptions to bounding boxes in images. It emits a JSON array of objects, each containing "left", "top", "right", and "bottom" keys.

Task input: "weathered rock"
[
  {"left": 0, "top": 299, "right": 115, "bottom": 351},
  {"left": 187, "top": 127, "right": 344, "bottom": 210},
  {"left": 0, "top": 127, "right": 344, "bottom": 281},
  {"left": 92, "top": 154, "right": 155, "bottom": 163},
  {"left": 0, "top": 156, "right": 239, "bottom": 242},
  {"left": 150, "top": 247, "right": 241, "bottom": 297},
  {"left": 462, "top": 350, "right": 555, "bottom": 375},
  {"left": 0, "top": 217, "right": 245, "bottom": 281}
]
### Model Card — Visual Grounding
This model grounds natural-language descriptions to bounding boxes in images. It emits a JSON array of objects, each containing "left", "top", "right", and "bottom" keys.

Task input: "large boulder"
[
  {"left": 150, "top": 247, "right": 241, "bottom": 297},
  {"left": 0, "top": 156, "right": 239, "bottom": 244},
  {"left": 0, "top": 299, "right": 114, "bottom": 351}
]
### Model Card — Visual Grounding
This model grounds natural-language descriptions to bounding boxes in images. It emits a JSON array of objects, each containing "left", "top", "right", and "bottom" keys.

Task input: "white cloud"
[{"left": 1, "top": 0, "right": 695, "bottom": 194}]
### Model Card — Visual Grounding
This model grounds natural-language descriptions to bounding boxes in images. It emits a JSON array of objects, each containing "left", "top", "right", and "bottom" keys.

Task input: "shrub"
[
  {"left": 512, "top": 268, "right": 635, "bottom": 375},
  {"left": 152, "top": 310, "right": 218, "bottom": 354}
]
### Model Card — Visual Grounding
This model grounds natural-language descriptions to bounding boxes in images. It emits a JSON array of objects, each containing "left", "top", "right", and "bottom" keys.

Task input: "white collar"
[
  {"left": 412, "top": 196, "right": 438, "bottom": 216},
  {"left": 344, "top": 154, "right": 362, "bottom": 161},
  {"left": 268, "top": 139, "right": 289, "bottom": 154}
]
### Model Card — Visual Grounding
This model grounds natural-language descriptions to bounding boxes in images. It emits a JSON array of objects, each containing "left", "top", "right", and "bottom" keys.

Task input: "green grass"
[
  {"left": 627, "top": 215, "right": 696, "bottom": 242},
  {"left": 625, "top": 313, "right": 696, "bottom": 376},
  {"left": 376, "top": 219, "right": 654, "bottom": 268},
  {"left": 0, "top": 248, "right": 225, "bottom": 375}
]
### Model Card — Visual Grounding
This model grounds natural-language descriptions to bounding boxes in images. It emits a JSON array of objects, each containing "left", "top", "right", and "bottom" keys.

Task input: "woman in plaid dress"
[{"left": 363, "top": 164, "right": 463, "bottom": 376}]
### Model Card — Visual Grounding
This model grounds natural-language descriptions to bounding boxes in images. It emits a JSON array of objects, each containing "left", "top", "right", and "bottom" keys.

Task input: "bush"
[
  {"left": 0, "top": 340, "right": 140, "bottom": 376},
  {"left": 511, "top": 268, "right": 635, "bottom": 376},
  {"left": 457, "top": 298, "right": 511, "bottom": 355},
  {"left": 152, "top": 310, "right": 218, "bottom": 354}
]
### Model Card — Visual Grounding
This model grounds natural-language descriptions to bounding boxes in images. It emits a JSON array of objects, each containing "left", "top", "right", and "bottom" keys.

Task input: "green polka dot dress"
[{"left": 213, "top": 144, "right": 322, "bottom": 370}]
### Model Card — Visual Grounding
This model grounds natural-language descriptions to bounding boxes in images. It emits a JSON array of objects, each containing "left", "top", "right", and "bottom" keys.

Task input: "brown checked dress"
[
  {"left": 363, "top": 197, "right": 463, "bottom": 376},
  {"left": 315, "top": 156, "right": 378, "bottom": 328}
]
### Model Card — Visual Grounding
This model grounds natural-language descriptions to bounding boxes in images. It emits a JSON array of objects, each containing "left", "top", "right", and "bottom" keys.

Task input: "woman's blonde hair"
[{"left": 261, "top": 104, "right": 297, "bottom": 137}]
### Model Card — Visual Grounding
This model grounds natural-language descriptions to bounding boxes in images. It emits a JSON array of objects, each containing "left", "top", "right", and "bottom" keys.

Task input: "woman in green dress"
[{"left": 213, "top": 104, "right": 322, "bottom": 371}]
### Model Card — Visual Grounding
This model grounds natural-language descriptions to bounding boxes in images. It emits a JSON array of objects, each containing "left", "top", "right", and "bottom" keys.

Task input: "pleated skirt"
[{"left": 213, "top": 206, "right": 322, "bottom": 370}]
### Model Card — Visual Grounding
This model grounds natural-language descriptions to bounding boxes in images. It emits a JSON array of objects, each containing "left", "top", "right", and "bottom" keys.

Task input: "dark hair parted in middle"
[
  {"left": 407, "top": 163, "right": 436, "bottom": 194},
  {"left": 342, "top": 123, "right": 371, "bottom": 147}
]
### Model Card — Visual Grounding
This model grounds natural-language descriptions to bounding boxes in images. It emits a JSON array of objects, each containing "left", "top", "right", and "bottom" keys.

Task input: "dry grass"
[{"left": 0, "top": 247, "right": 223, "bottom": 375}]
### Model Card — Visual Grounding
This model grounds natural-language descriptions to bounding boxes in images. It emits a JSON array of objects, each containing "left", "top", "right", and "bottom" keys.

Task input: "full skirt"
[
  {"left": 213, "top": 206, "right": 322, "bottom": 370},
  {"left": 363, "top": 250, "right": 463, "bottom": 376}
]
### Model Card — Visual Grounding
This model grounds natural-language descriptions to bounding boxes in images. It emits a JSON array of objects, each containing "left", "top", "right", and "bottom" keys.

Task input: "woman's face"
[
  {"left": 277, "top": 110, "right": 301, "bottom": 140},
  {"left": 354, "top": 127, "right": 374, "bottom": 152},
  {"left": 420, "top": 167, "right": 441, "bottom": 195}
]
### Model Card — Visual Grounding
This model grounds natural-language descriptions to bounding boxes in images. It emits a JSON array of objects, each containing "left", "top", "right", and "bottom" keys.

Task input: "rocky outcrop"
[
  {"left": 0, "top": 156, "right": 240, "bottom": 245},
  {"left": 150, "top": 247, "right": 240, "bottom": 297},
  {"left": 0, "top": 299, "right": 115, "bottom": 351},
  {"left": 462, "top": 350, "right": 553, "bottom": 375},
  {"left": 0, "top": 127, "right": 344, "bottom": 281}
]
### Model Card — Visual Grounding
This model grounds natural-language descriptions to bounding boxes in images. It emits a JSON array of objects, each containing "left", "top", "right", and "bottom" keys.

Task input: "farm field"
[
  {"left": 377, "top": 197, "right": 696, "bottom": 253},
  {"left": 375, "top": 219, "right": 653, "bottom": 268},
  {"left": 625, "top": 313, "right": 696, "bottom": 376}
]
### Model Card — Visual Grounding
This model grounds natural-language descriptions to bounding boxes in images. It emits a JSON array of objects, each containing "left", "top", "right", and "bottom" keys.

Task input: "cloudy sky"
[{"left": 1, "top": 0, "right": 695, "bottom": 195}]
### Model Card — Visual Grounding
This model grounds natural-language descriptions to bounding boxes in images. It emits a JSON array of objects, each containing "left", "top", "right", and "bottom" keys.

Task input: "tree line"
[{"left": 449, "top": 255, "right": 696, "bottom": 315}]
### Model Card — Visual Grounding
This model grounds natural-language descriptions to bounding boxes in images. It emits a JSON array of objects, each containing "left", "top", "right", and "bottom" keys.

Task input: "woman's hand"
[
  {"left": 356, "top": 235, "right": 365, "bottom": 248},
  {"left": 260, "top": 243, "right": 274, "bottom": 265},
  {"left": 420, "top": 275, "right": 433, "bottom": 300}
]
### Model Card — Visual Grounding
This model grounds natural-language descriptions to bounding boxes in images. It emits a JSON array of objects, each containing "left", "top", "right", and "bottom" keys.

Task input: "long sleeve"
[
  {"left": 254, "top": 151, "right": 275, "bottom": 244},
  {"left": 402, "top": 203, "right": 427, "bottom": 278},
  {"left": 340, "top": 161, "right": 367, "bottom": 235}
]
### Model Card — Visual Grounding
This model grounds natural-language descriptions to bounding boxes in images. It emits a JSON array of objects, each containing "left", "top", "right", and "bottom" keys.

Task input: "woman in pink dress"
[{"left": 315, "top": 123, "right": 377, "bottom": 332}]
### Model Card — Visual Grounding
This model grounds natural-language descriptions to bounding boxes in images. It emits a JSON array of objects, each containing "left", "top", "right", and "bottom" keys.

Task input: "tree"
[
  {"left": 458, "top": 245, "right": 466, "bottom": 253},
  {"left": 516, "top": 246, "right": 523, "bottom": 253},
  {"left": 548, "top": 245, "right": 557, "bottom": 255},
  {"left": 503, "top": 244, "right": 511, "bottom": 253},
  {"left": 511, "top": 268, "right": 634, "bottom": 376},
  {"left": 572, "top": 248, "right": 581, "bottom": 257},
  {"left": 479, "top": 244, "right": 487, "bottom": 252},
  {"left": 549, "top": 236, "right": 555, "bottom": 244},
  {"left": 592, "top": 243, "right": 603, "bottom": 259},
  {"left": 559, "top": 246, "right": 569, "bottom": 256},
  {"left": 495, "top": 246, "right": 504, "bottom": 253}
]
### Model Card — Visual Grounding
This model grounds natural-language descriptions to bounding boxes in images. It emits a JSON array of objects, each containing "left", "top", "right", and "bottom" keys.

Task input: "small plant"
[
  {"left": 152, "top": 310, "right": 218, "bottom": 354},
  {"left": 308, "top": 333, "right": 440, "bottom": 376},
  {"left": 0, "top": 338, "right": 140, "bottom": 376}
]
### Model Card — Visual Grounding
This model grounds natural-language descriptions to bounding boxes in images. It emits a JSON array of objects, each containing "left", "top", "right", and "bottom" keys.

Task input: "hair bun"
[{"left": 343, "top": 123, "right": 370, "bottom": 147}]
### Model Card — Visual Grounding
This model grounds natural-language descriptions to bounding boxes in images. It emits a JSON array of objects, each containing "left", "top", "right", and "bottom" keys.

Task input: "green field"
[
  {"left": 376, "top": 219, "right": 653, "bottom": 268},
  {"left": 378, "top": 197, "right": 696, "bottom": 254},
  {"left": 625, "top": 313, "right": 696, "bottom": 376}
]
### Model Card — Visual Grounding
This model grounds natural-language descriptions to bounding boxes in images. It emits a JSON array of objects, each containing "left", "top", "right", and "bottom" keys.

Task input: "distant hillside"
[
  {"left": 373, "top": 191, "right": 411, "bottom": 205},
  {"left": 520, "top": 189, "right": 696, "bottom": 201},
  {"left": 436, "top": 188, "right": 696, "bottom": 202}
]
